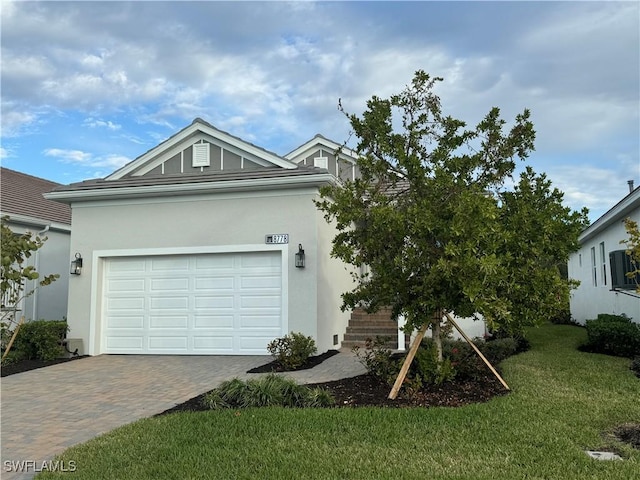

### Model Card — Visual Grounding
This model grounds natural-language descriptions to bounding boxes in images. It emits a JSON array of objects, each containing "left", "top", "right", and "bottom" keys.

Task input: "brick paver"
[{"left": 1, "top": 352, "right": 365, "bottom": 479}]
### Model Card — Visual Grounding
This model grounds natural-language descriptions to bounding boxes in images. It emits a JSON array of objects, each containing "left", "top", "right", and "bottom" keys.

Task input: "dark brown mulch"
[
  {"left": 614, "top": 423, "right": 640, "bottom": 449},
  {"left": 156, "top": 371, "right": 509, "bottom": 416},
  {"left": 247, "top": 350, "right": 340, "bottom": 373},
  {"left": 0, "top": 356, "right": 88, "bottom": 377}
]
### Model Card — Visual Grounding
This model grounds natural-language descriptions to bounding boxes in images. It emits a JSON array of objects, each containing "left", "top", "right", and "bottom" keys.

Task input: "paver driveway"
[{"left": 1, "top": 352, "right": 365, "bottom": 479}]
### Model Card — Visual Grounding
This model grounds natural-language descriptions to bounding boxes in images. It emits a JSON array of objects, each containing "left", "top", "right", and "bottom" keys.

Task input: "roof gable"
[
  {"left": 285, "top": 134, "right": 358, "bottom": 165},
  {"left": 286, "top": 135, "right": 361, "bottom": 183},
  {"left": 0, "top": 167, "right": 72, "bottom": 225},
  {"left": 579, "top": 186, "right": 640, "bottom": 243},
  {"left": 107, "top": 118, "right": 296, "bottom": 180}
]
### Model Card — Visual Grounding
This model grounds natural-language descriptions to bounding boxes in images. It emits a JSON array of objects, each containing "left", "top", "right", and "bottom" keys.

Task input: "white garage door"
[{"left": 102, "top": 251, "right": 283, "bottom": 354}]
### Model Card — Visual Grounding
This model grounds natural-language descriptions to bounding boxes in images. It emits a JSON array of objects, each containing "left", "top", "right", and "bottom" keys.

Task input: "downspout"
[{"left": 31, "top": 225, "right": 50, "bottom": 320}]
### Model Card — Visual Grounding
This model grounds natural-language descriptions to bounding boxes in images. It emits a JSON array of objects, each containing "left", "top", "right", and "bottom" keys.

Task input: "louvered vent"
[
  {"left": 192, "top": 143, "right": 210, "bottom": 167},
  {"left": 314, "top": 156, "right": 328, "bottom": 169}
]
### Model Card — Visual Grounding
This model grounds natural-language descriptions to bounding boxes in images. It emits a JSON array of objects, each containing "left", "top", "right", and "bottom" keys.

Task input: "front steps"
[{"left": 342, "top": 307, "right": 408, "bottom": 350}]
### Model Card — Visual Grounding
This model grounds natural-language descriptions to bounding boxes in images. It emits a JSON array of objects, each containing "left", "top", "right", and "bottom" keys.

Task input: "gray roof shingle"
[{"left": 0, "top": 167, "right": 72, "bottom": 225}]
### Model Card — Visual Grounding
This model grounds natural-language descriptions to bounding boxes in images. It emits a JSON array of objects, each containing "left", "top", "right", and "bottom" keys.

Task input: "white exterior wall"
[
  {"left": 5, "top": 222, "right": 70, "bottom": 322},
  {"left": 315, "top": 207, "right": 355, "bottom": 351},
  {"left": 568, "top": 211, "right": 640, "bottom": 324},
  {"left": 66, "top": 188, "right": 344, "bottom": 354}
]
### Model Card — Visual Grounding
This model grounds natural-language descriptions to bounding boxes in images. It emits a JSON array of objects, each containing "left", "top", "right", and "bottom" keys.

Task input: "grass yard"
[{"left": 38, "top": 324, "right": 639, "bottom": 479}]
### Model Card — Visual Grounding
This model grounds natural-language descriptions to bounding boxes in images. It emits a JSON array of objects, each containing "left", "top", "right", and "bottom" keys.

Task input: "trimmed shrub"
[
  {"left": 583, "top": 314, "right": 640, "bottom": 358},
  {"left": 481, "top": 338, "right": 518, "bottom": 364},
  {"left": 352, "top": 336, "right": 399, "bottom": 384},
  {"left": 631, "top": 356, "right": 640, "bottom": 379},
  {"left": 202, "top": 374, "right": 334, "bottom": 409},
  {"left": 267, "top": 332, "right": 317, "bottom": 370},
  {"left": 354, "top": 333, "right": 522, "bottom": 389},
  {"left": 11, "top": 320, "right": 68, "bottom": 361},
  {"left": 413, "top": 339, "right": 455, "bottom": 385}
]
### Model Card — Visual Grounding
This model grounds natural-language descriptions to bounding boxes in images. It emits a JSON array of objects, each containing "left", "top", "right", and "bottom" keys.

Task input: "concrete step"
[{"left": 345, "top": 326, "right": 399, "bottom": 335}]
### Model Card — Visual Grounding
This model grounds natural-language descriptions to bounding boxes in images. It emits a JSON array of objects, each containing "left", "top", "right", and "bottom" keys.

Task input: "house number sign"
[{"left": 265, "top": 234, "right": 289, "bottom": 244}]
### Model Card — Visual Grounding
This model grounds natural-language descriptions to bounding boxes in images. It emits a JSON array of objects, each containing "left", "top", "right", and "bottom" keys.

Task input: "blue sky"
[{"left": 1, "top": 1, "right": 638, "bottom": 221}]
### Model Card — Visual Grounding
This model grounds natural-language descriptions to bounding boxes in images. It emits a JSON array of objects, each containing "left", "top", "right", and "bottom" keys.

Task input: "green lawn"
[{"left": 38, "top": 324, "right": 639, "bottom": 479}]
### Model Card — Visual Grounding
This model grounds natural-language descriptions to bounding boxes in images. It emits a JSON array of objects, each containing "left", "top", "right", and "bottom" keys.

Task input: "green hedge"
[
  {"left": 583, "top": 314, "right": 640, "bottom": 358},
  {"left": 12, "top": 320, "right": 69, "bottom": 361}
]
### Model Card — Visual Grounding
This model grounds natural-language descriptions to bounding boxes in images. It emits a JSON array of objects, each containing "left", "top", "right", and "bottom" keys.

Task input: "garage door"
[{"left": 102, "top": 251, "right": 283, "bottom": 354}]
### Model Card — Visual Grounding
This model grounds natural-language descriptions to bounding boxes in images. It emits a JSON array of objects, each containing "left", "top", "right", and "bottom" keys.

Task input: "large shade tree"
[{"left": 316, "top": 71, "right": 589, "bottom": 361}]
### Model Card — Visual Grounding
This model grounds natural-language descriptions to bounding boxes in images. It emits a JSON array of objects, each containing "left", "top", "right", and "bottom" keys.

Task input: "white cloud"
[
  {"left": 0, "top": 147, "right": 8, "bottom": 159},
  {"left": 1, "top": 107, "right": 39, "bottom": 138},
  {"left": 545, "top": 165, "right": 635, "bottom": 220},
  {"left": 83, "top": 118, "right": 121, "bottom": 131},
  {"left": 43, "top": 148, "right": 130, "bottom": 169}
]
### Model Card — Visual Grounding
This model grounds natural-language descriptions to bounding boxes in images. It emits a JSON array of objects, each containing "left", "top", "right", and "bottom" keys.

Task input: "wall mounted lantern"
[
  {"left": 295, "top": 244, "right": 305, "bottom": 268},
  {"left": 70, "top": 253, "right": 83, "bottom": 275}
]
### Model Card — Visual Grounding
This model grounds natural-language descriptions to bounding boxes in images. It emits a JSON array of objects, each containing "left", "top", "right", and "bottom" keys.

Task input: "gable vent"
[
  {"left": 314, "top": 156, "right": 328, "bottom": 169},
  {"left": 192, "top": 143, "right": 210, "bottom": 167}
]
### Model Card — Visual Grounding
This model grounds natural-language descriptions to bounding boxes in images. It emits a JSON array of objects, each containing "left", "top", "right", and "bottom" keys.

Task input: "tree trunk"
[{"left": 432, "top": 310, "right": 443, "bottom": 364}]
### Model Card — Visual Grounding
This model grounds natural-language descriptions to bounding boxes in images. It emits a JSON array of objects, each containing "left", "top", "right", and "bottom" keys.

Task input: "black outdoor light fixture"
[
  {"left": 70, "top": 252, "right": 83, "bottom": 275},
  {"left": 295, "top": 244, "right": 305, "bottom": 268}
]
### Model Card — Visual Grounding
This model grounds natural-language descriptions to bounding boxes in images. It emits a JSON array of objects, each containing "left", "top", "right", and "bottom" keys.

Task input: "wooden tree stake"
[
  {"left": 2, "top": 316, "right": 24, "bottom": 362},
  {"left": 388, "top": 323, "right": 428, "bottom": 400},
  {"left": 444, "top": 311, "right": 510, "bottom": 391}
]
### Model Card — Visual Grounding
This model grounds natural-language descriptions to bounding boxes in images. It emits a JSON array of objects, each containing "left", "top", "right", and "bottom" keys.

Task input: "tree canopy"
[
  {"left": 316, "top": 71, "right": 589, "bottom": 338},
  {"left": 621, "top": 218, "right": 640, "bottom": 292}
]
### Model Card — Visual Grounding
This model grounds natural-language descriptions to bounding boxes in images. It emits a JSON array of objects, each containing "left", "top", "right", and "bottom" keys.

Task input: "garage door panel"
[
  {"left": 193, "top": 336, "right": 234, "bottom": 351},
  {"left": 150, "top": 296, "right": 189, "bottom": 310},
  {"left": 148, "top": 336, "right": 188, "bottom": 350},
  {"left": 239, "top": 335, "right": 279, "bottom": 351},
  {"left": 194, "top": 295, "right": 235, "bottom": 309},
  {"left": 106, "top": 336, "right": 144, "bottom": 350},
  {"left": 193, "top": 315, "right": 234, "bottom": 328},
  {"left": 239, "top": 314, "right": 281, "bottom": 328},
  {"left": 241, "top": 275, "right": 280, "bottom": 289},
  {"left": 240, "top": 295, "right": 281, "bottom": 308},
  {"left": 108, "top": 279, "right": 145, "bottom": 292},
  {"left": 195, "top": 255, "right": 234, "bottom": 269},
  {"left": 151, "top": 278, "right": 189, "bottom": 291},
  {"left": 149, "top": 315, "right": 188, "bottom": 329},
  {"left": 107, "top": 316, "right": 144, "bottom": 329},
  {"left": 109, "top": 297, "right": 145, "bottom": 310},
  {"left": 195, "top": 277, "right": 234, "bottom": 290},
  {"left": 103, "top": 251, "right": 283, "bottom": 354},
  {"left": 240, "top": 253, "right": 280, "bottom": 268},
  {"left": 151, "top": 257, "right": 190, "bottom": 271},
  {"left": 109, "top": 259, "right": 146, "bottom": 273}
]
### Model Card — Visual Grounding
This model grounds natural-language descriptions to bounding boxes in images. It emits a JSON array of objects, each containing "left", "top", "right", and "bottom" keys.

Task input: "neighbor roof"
[
  {"left": 0, "top": 167, "right": 72, "bottom": 225},
  {"left": 579, "top": 185, "right": 640, "bottom": 243}
]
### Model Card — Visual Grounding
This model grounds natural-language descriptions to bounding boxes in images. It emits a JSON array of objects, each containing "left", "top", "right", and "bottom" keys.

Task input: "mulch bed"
[
  {"left": 613, "top": 423, "right": 640, "bottom": 449},
  {"left": 246, "top": 350, "right": 340, "bottom": 373},
  {"left": 157, "top": 371, "right": 509, "bottom": 416},
  {"left": 1, "top": 355, "right": 88, "bottom": 377}
]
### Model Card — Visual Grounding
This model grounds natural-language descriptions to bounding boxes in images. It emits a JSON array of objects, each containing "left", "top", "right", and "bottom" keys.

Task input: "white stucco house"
[
  {"left": 45, "top": 119, "right": 362, "bottom": 356},
  {"left": 0, "top": 167, "right": 72, "bottom": 322},
  {"left": 568, "top": 183, "right": 640, "bottom": 324}
]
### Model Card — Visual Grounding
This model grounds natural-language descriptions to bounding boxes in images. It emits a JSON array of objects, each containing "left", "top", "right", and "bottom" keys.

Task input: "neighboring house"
[
  {"left": 0, "top": 167, "right": 72, "bottom": 322},
  {"left": 45, "top": 118, "right": 357, "bottom": 356},
  {"left": 568, "top": 183, "right": 640, "bottom": 324}
]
